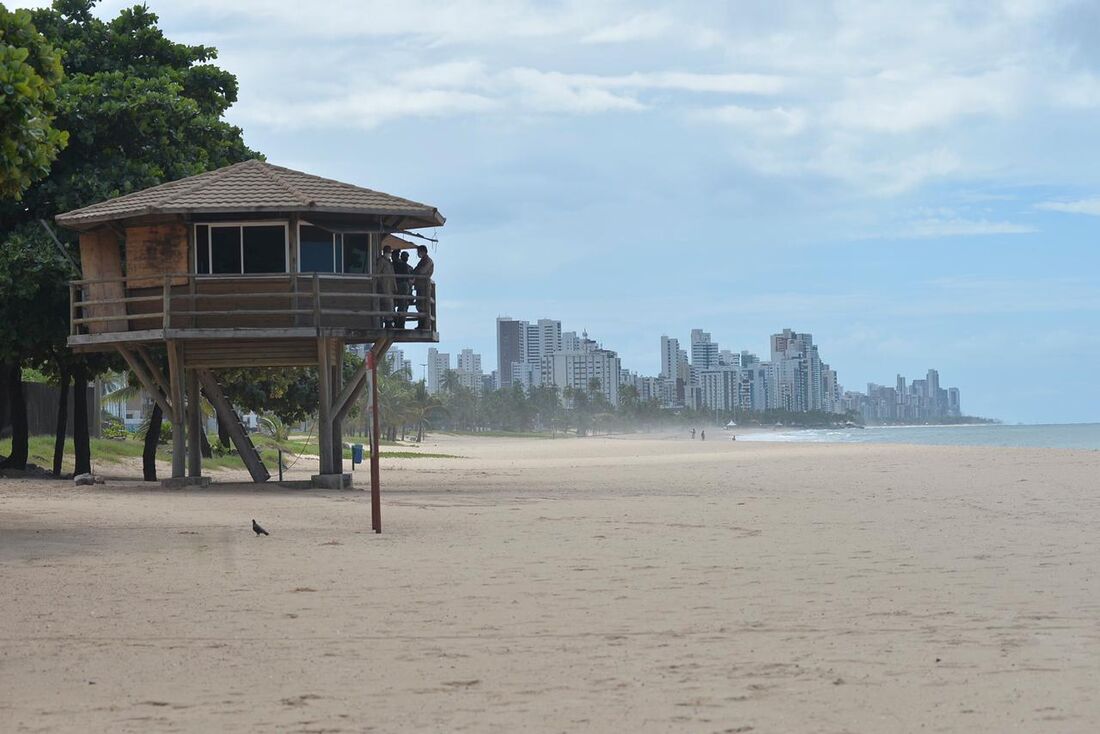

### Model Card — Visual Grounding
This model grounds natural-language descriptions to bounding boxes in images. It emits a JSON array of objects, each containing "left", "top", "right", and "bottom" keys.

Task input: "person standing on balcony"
[
  {"left": 375, "top": 244, "right": 395, "bottom": 328},
  {"left": 391, "top": 248, "right": 412, "bottom": 328},
  {"left": 412, "top": 244, "right": 434, "bottom": 330}
]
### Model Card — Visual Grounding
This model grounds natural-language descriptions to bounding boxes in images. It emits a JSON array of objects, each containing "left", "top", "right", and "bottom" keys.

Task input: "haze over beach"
[{"left": 2, "top": 1, "right": 1100, "bottom": 733}]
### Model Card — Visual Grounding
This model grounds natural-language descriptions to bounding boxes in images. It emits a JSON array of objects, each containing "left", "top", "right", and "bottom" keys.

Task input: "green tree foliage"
[
  {"left": 217, "top": 355, "right": 364, "bottom": 427},
  {"left": 0, "top": 5, "right": 67, "bottom": 199},
  {"left": 0, "top": 0, "right": 258, "bottom": 470},
  {"left": 9, "top": 0, "right": 257, "bottom": 222}
]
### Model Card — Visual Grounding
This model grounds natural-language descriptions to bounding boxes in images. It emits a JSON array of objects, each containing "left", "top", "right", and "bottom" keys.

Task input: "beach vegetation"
[{"left": 0, "top": 0, "right": 258, "bottom": 475}]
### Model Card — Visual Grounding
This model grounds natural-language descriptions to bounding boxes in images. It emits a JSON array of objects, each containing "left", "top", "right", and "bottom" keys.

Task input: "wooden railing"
[{"left": 70, "top": 272, "right": 437, "bottom": 337}]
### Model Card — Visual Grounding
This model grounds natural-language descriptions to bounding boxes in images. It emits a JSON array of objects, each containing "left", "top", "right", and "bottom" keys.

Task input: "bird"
[{"left": 252, "top": 519, "right": 269, "bottom": 536}]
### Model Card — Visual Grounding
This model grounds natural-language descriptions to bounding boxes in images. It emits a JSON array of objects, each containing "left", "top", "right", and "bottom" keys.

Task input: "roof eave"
[{"left": 56, "top": 204, "right": 446, "bottom": 231}]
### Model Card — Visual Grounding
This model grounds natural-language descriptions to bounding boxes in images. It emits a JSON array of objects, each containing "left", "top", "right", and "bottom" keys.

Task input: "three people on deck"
[{"left": 375, "top": 243, "right": 433, "bottom": 329}]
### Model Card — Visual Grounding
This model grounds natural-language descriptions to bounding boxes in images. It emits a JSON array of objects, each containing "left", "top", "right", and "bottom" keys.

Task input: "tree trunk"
[
  {"left": 217, "top": 411, "right": 231, "bottom": 448},
  {"left": 200, "top": 425, "right": 212, "bottom": 459},
  {"left": 1, "top": 363, "right": 28, "bottom": 470},
  {"left": 143, "top": 402, "right": 163, "bottom": 481},
  {"left": 52, "top": 366, "right": 71, "bottom": 477},
  {"left": 0, "top": 362, "right": 10, "bottom": 437},
  {"left": 72, "top": 364, "right": 91, "bottom": 476}
]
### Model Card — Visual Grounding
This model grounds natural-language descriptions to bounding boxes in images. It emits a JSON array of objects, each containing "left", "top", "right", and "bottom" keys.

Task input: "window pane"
[
  {"left": 343, "top": 233, "right": 370, "bottom": 273},
  {"left": 196, "top": 225, "right": 209, "bottom": 273},
  {"left": 299, "top": 225, "right": 334, "bottom": 272},
  {"left": 334, "top": 234, "right": 343, "bottom": 273},
  {"left": 210, "top": 226, "right": 241, "bottom": 273},
  {"left": 243, "top": 225, "right": 286, "bottom": 273}
]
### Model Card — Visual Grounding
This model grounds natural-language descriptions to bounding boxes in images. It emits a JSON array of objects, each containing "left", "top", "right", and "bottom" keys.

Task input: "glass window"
[
  {"left": 299, "top": 224, "right": 335, "bottom": 272},
  {"left": 210, "top": 226, "right": 241, "bottom": 274},
  {"left": 334, "top": 234, "right": 343, "bottom": 273},
  {"left": 243, "top": 225, "right": 286, "bottom": 273},
  {"left": 344, "top": 233, "right": 370, "bottom": 274},
  {"left": 196, "top": 225, "right": 209, "bottom": 273}
]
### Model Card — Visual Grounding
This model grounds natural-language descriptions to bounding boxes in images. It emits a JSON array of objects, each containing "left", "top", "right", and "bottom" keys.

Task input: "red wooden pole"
[{"left": 369, "top": 351, "right": 382, "bottom": 533}]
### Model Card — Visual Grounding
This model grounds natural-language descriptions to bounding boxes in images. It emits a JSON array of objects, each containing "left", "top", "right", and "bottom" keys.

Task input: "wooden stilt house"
[{"left": 57, "top": 160, "right": 444, "bottom": 525}]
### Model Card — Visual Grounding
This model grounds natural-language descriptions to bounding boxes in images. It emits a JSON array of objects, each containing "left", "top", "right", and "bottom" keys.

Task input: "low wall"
[{"left": 0, "top": 382, "right": 98, "bottom": 438}]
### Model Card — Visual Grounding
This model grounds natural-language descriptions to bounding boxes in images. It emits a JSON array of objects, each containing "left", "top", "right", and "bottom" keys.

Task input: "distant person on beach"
[
  {"left": 700, "top": 430, "right": 706, "bottom": 441},
  {"left": 691, "top": 428, "right": 696, "bottom": 439},
  {"left": 412, "top": 244, "right": 434, "bottom": 328},
  {"left": 374, "top": 244, "right": 395, "bottom": 328},
  {"left": 391, "top": 248, "right": 411, "bottom": 328}
]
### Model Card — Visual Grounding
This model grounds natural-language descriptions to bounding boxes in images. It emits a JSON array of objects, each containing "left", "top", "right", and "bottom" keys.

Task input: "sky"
[{"left": 74, "top": 0, "right": 1100, "bottom": 422}]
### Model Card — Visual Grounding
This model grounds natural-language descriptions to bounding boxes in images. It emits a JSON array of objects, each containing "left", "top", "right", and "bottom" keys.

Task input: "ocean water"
[{"left": 734, "top": 423, "right": 1100, "bottom": 450}]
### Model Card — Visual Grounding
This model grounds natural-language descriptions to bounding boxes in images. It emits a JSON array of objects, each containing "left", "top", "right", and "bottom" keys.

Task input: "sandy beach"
[{"left": 1, "top": 434, "right": 1098, "bottom": 732}]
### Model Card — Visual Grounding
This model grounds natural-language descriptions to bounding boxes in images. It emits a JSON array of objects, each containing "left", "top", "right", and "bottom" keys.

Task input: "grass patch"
[
  {"left": 1, "top": 434, "right": 458, "bottom": 476},
  {"left": 378, "top": 451, "right": 461, "bottom": 459},
  {"left": 1, "top": 436, "right": 146, "bottom": 473},
  {"left": 439, "top": 430, "right": 562, "bottom": 439}
]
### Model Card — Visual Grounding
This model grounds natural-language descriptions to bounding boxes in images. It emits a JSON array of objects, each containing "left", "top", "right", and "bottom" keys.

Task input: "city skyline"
[{"left": 419, "top": 318, "right": 965, "bottom": 423}]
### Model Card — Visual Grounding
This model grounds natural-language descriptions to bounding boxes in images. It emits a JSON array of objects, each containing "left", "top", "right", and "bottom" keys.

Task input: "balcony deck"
[{"left": 69, "top": 272, "right": 438, "bottom": 357}]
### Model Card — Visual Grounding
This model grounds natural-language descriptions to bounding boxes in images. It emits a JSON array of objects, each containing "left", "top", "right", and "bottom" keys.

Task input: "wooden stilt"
[
  {"left": 370, "top": 350, "right": 381, "bottom": 533},
  {"left": 166, "top": 341, "right": 186, "bottom": 479},
  {"left": 332, "top": 340, "right": 344, "bottom": 475},
  {"left": 186, "top": 369, "right": 202, "bottom": 478},
  {"left": 316, "top": 335, "right": 333, "bottom": 476}
]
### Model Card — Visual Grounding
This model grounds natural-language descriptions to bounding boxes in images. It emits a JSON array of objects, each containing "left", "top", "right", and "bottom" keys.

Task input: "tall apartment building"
[
  {"left": 456, "top": 348, "right": 484, "bottom": 393},
  {"left": 496, "top": 316, "right": 527, "bottom": 389},
  {"left": 527, "top": 320, "right": 562, "bottom": 365},
  {"left": 690, "top": 329, "right": 719, "bottom": 370},
  {"left": 426, "top": 348, "right": 451, "bottom": 395},
  {"left": 542, "top": 344, "right": 621, "bottom": 407},
  {"left": 457, "top": 348, "right": 481, "bottom": 374},
  {"left": 385, "top": 347, "right": 412, "bottom": 379}
]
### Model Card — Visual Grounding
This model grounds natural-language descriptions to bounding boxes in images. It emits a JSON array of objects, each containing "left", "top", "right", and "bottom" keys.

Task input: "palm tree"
[
  {"left": 440, "top": 368, "right": 462, "bottom": 394},
  {"left": 406, "top": 381, "right": 447, "bottom": 442}
]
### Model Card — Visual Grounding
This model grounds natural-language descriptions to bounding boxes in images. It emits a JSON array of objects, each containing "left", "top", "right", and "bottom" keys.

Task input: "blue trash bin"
[{"left": 351, "top": 443, "right": 364, "bottom": 465}]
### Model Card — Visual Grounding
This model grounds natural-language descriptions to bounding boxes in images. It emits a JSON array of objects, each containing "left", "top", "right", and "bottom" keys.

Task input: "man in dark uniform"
[
  {"left": 390, "top": 247, "right": 412, "bottom": 328},
  {"left": 412, "top": 244, "right": 434, "bottom": 330}
]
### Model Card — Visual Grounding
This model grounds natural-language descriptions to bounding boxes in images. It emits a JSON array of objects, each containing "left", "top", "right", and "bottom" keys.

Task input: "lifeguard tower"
[{"left": 57, "top": 159, "right": 445, "bottom": 530}]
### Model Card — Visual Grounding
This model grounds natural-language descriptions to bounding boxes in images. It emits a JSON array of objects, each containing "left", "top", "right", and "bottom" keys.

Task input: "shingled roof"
[{"left": 54, "top": 159, "right": 445, "bottom": 230}]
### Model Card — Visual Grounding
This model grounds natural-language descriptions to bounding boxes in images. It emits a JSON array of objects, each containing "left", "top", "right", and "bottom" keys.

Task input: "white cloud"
[
  {"left": 506, "top": 69, "right": 645, "bottom": 113},
  {"left": 141, "top": 0, "right": 1100, "bottom": 197},
  {"left": 1036, "top": 197, "right": 1100, "bottom": 216},
  {"left": 692, "top": 105, "right": 808, "bottom": 136},
  {"left": 892, "top": 218, "right": 1036, "bottom": 238},
  {"left": 581, "top": 12, "right": 672, "bottom": 44},
  {"left": 828, "top": 68, "right": 1023, "bottom": 134}
]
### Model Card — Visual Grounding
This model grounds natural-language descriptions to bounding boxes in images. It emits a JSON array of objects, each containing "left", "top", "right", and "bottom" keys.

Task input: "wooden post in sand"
[{"left": 370, "top": 351, "right": 382, "bottom": 533}]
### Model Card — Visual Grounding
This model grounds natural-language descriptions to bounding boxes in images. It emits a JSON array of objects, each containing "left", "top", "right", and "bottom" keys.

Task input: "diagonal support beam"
[
  {"left": 196, "top": 370, "right": 270, "bottom": 483},
  {"left": 117, "top": 346, "right": 174, "bottom": 420},
  {"left": 136, "top": 346, "right": 171, "bottom": 402}
]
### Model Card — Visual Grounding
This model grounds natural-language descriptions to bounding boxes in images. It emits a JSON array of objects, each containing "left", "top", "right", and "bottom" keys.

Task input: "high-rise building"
[
  {"left": 426, "top": 348, "right": 451, "bottom": 394},
  {"left": 455, "top": 348, "right": 484, "bottom": 393},
  {"left": 542, "top": 344, "right": 621, "bottom": 407},
  {"left": 496, "top": 316, "right": 527, "bottom": 389},
  {"left": 658, "top": 335, "right": 691, "bottom": 407},
  {"left": 690, "top": 329, "right": 719, "bottom": 370},
  {"left": 457, "top": 348, "right": 481, "bottom": 374},
  {"left": 385, "top": 347, "right": 412, "bottom": 379},
  {"left": 660, "top": 336, "right": 680, "bottom": 380}
]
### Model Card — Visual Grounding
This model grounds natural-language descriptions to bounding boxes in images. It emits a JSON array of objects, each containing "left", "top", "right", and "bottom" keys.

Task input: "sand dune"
[{"left": 1, "top": 434, "right": 1098, "bottom": 732}]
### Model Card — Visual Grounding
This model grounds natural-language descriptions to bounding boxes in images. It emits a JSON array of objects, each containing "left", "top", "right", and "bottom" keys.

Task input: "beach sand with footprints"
[{"left": 2, "top": 433, "right": 1098, "bottom": 732}]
